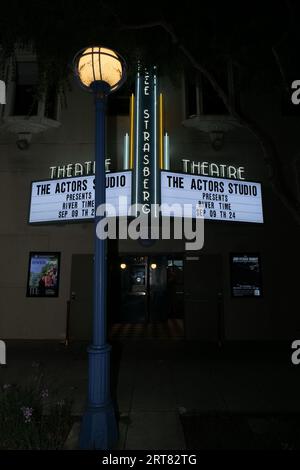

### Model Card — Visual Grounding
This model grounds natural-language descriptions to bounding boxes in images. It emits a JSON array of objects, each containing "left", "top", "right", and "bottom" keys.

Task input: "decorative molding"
[
  {"left": 182, "top": 114, "right": 240, "bottom": 133},
  {"left": 0, "top": 115, "right": 61, "bottom": 134},
  {"left": 182, "top": 115, "right": 241, "bottom": 150}
]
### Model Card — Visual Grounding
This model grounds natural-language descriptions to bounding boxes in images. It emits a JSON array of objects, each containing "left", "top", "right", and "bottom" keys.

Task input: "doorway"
[
  {"left": 112, "top": 255, "right": 184, "bottom": 324},
  {"left": 68, "top": 253, "right": 223, "bottom": 342},
  {"left": 184, "top": 254, "right": 223, "bottom": 342},
  {"left": 68, "top": 254, "right": 185, "bottom": 341},
  {"left": 68, "top": 254, "right": 93, "bottom": 341}
]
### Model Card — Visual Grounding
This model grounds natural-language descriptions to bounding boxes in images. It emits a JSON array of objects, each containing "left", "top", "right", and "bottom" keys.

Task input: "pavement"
[{"left": 0, "top": 339, "right": 299, "bottom": 449}]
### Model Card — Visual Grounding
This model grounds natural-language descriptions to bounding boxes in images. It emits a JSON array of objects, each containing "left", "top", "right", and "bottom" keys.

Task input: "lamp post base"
[
  {"left": 79, "top": 344, "right": 119, "bottom": 450},
  {"left": 79, "top": 402, "right": 118, "bottom": 450}
]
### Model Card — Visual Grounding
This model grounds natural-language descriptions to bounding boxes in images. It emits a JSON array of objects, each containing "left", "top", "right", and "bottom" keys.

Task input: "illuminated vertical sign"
[{"left": 133, "top": 66, "right": 160, "bottom": 215}]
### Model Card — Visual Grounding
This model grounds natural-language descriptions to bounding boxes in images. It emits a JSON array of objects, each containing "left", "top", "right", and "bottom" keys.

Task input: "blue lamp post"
[{"left": 73, "top": 46, "right": 126, "bottom": 449}]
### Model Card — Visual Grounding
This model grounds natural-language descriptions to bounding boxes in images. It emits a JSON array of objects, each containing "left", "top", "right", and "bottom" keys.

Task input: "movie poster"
[
  {"left": 26, "top": 252, "right": 60, "bottom": 297},
  {"left": 230, "top": 253, "right": 262, "bottom": 297}
]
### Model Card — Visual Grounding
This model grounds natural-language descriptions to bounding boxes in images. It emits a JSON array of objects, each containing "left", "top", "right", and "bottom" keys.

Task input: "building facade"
[{"left": 0, "top": 57, "right": 299, "bottom": 342}]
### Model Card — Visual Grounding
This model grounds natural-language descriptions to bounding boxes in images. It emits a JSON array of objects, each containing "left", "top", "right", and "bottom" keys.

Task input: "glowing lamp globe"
[{"left": 73, "top": 46, "right": 126, "bottom": 93}]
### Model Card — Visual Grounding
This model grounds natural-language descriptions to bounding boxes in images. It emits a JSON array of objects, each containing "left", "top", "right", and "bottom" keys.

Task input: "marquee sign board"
[
  {"left": 160, "top": 171, "right": 264, "bottom": 223},
  {"left": 29, "top": 171, "right": 132, "bottom": 224},
  {"left": 29, "top": 66, "right": 264, "bottom": 226}
]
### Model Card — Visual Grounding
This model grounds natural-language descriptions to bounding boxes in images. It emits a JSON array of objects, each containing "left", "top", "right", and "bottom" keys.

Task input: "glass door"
[{"left": 117, "top": 256, "right": 148, "bottom": 323}]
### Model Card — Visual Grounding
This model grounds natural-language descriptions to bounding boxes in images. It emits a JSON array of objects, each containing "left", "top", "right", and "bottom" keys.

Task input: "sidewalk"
[{"left": 0, "top": 339, "right": 299, "bottom": 449}]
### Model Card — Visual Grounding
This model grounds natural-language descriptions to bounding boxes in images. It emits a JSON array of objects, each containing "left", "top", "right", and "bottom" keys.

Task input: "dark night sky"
[{"left": 0, "top": 1, "right": 300, "bottom": 91}]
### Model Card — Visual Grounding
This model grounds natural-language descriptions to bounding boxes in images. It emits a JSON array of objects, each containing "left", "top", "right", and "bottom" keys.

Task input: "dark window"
[
  {"left": 13, "top": 62, "right": 38, "bottom": 116},
  {"left": 201, "top": 72, "right": 228, "bottom": 115},
  {"left": 45, "top": 83, "right": 59, "bottom": 120},
  {"left": 228, "top": 62, "right": 240, "bottom": 112},
  {"left": 185, "top": 72, "right": 198, "bottom": 117},
  {"left": 185, "top": 62, "right": 240, "bottom": 117}
]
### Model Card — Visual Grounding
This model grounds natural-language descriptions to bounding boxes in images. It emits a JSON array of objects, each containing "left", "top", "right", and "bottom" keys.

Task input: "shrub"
[{"left": 0, "top": 372, "right": 73, "bottom": 450}]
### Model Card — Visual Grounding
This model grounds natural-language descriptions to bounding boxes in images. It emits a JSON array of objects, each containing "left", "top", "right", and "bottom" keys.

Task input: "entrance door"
[
  {"left": 69, "top": 254, "right": 93, "bottom": 341},
  {"left": 184, "top": 254, "right": 223, "bottom": 341},
  {"left": 68, "top": 253, "right": 185, "bottom": 340},
  {"left": 166, "top": 258, "right": 184, "bottom": 319},
  {"left": 149, "top": 256, "right": 168, "bottom": 321},
  {"left": 115, "top": 255, "right": 170, "bottom": 323},
  {"left": 118, "top": 257, "right": 148, "bottom": 323}
]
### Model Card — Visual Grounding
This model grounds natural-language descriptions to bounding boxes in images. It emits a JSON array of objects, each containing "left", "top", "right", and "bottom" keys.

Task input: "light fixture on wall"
[
  {"left": 150, "top": 263, "right": 157, "bottom": 270},
  {"left": 16, "top": 132, "right": 32, "bottom": 150},
  {"left": 120, "top": 263, "right": 127, "bottom": 270},
  {"left": 209, "top": 130, "right": 224, "bottom": 151},
  {"left": 183, "top": 116, "right": 239, "bottom": 151}
]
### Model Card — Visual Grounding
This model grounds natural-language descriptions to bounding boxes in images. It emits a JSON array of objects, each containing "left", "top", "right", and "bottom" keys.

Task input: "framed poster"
[
  {"left": 230, "top": 253, "right": 262, "bottom": 298},
  {"left": 26, "top": 252, "right": 60, "bottom": 297}
]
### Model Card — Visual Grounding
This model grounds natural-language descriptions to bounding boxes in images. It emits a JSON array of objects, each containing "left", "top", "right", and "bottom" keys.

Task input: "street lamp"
[{"left": 73, "top": 46, "right": 126, "bottom": 450}]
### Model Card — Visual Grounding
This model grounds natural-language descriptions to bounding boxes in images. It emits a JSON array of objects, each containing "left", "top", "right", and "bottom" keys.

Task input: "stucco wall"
[{"left": 0, "top": 75, "right": 299, "bottom": 340}]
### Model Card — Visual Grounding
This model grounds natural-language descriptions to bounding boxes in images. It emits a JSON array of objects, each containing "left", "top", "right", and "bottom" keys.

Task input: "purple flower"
[{"left": 21, "top": 406, "right": 33, "bottom": 423}]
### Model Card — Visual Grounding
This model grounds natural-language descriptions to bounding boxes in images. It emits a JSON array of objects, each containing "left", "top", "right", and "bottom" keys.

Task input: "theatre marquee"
[
  {"left": 29, "top": 171, "right": 132, "bottom": 224},
  {"left": 160, "top": 171, "right": 263, "bottom": 224}
]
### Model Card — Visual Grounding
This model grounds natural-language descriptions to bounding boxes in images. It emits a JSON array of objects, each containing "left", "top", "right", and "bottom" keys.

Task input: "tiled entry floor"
[{"left": 109, "top": 319, "right": 184, "bottom": 340}]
